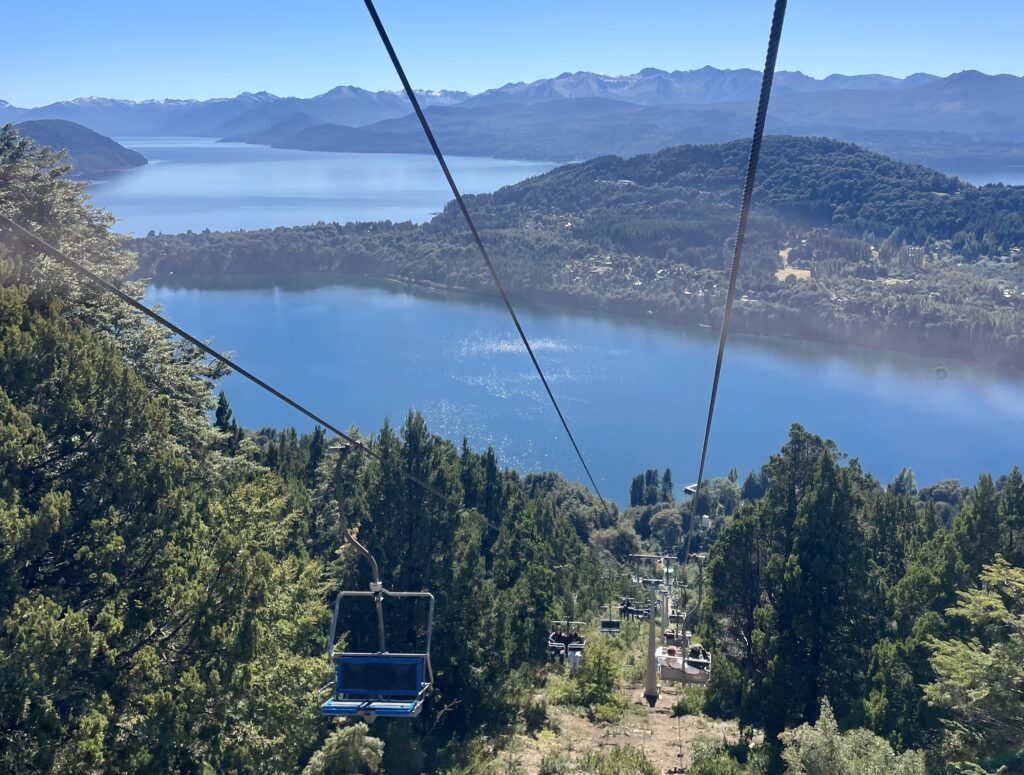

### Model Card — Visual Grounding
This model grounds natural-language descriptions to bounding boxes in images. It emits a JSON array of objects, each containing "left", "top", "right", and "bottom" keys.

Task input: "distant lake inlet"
[{"left": 88, "top": 137, "right": 554, "bottom": 235}]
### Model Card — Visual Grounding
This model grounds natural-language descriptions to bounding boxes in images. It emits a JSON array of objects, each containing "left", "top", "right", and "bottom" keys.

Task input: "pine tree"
[
  {"left": 214, "top": 390, "right": 234, "bottom": 431},
  {"left": 630, "top": 473, "right": 645, "bottom": 507},
  {"left": 741, "top": 470, "right": 767, "bottom": 501},
  {"left": 999, "top": 466, "right": 1024, "bottom": 565},
  {"left": 306, "top": 425, "right": 325, "bottom": 485},
  {"left": 644, "top": 469, "right": 660, "bottom": 505},
  {"left": 660, "top": 468, "right": 675, "bottom": 503}
]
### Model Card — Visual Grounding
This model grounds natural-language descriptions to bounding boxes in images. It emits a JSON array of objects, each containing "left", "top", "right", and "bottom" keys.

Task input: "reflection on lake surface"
[{"left": 147, "top": 279, "right": 1024, "bottom": 503}]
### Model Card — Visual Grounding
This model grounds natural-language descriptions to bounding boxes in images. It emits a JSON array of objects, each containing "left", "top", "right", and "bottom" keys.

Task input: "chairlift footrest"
[{"left": 320, "top": 698, "right": 424, "bottom": 718}]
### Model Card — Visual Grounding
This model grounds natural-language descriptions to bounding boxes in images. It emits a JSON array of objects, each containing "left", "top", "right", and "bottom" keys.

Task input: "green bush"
[
  {"left": 575, "top": 637, "right": 623, "bottom": 708},
  {"left": 671, "top": 686, "right": 705, "bottom": 717},
  {"left": 591, "top": 702, "right": 625, "bottom": 724},
  {"left": 780, "top": 699, "right": 926, "bottom": 775},
  {"left": 689, "top": 738, "right": 766, "bottom": 775},
  {"left": 689, "top": 748, "right": 748, "bottom": 775},
  {"left": 577, "top": 745, "right": 658, "bottom": 775},
  {"left": 703, "top": 656, "right": 742, "bottom": 719},
  {"left": 549, "top": 637, "right": 625, "bottom": 717},
  {"left": 539, "top": 749, "right": 572, "bottom": 775}
]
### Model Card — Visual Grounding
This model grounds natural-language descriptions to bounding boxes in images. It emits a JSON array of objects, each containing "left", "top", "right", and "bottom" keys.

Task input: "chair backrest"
[
  {"left": 600, "top": 619, "right": 621, "bottom": 633},
  {"left": 335, "top": 654, "right": 426, "bottom": 700}
]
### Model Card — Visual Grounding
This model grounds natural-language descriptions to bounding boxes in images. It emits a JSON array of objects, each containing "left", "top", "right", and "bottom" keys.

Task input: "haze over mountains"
[
  {"left": 0, "top": 88, "right": 468, "bottom": 138},
  {"left": 5, "top": 67, "right": 1024, "bottom": 170}
]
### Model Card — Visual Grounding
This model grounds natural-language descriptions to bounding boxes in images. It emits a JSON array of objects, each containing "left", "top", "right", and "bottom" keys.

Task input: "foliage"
[
  {"left": 0, "top": 129, "right": 623, "bottom": 773},
  {"left": 705, "top": 421, "right": 1024, "bottom": 771},
  {"left": 300, "top": 724, "right": 384, "bottom": 775},
  {"left": 572, "top": 637, "right": 622, "bottom": 710},
  {"left": 706, "top": 426, "right": 874, "bottom": 737},
  {"left": 925, "top": 558, "right": 1024, "bottom": 772},
  {"left": 780, "top": 699, "right": 927, "bottom": 775},
  {"left": 0, "top": 286, "right": 328, "bottom": 773},
  {"left": 629, "top": 469, "right": 674, "bottom": 507},
  {"left": 689, "top": 735, "right": 766, "bottom": 775},
  {"left": 539, "top": 749, "right": 573, "bottom": 775},
  {"left": 671, "top": 686, "right": 706, "bottom": 717},
  {"left": 577, "top": 745, "right": 658, "bottom": 775}
]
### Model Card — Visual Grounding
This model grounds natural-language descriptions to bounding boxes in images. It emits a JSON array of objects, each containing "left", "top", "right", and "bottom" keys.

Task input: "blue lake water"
[
  {"left": 84, "top": 137, "right": 1023, "bottom": 501},
  {"left": 87, "top": 138, "right": 554, "bottom": 235},
  {"left": 147, "top": 280, "right": 1024, "bottom": 503},
  {"left": 944, "top": 165, "right": 1024, "bottom": 187}
]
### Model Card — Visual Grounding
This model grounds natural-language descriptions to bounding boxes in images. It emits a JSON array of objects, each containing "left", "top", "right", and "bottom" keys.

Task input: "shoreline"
[{"left": 147, "top": 269, "right": 1024, "bottom": 376}]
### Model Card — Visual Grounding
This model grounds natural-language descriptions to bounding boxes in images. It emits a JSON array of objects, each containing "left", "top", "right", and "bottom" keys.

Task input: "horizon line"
[{"left": 7, "top": 65, "right": 1024, "bottom": 110}]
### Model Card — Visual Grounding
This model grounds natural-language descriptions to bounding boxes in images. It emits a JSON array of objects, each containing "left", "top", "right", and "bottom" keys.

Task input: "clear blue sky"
[{"left": 3, "top": 0, "right": 1022, "bottom": 107}]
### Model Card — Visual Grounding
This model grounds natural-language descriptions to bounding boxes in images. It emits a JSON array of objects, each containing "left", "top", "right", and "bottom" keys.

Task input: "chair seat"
[{"left": 321, "top": 698, "right": 424, "bottom": 718}]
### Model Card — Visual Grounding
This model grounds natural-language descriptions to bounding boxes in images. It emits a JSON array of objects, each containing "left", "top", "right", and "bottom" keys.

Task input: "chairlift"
[
  {"left": 548, "top": 620, "right": 587, "bottom": 656},
  {"left": 663, "top": 551, "right": 713, "bottom": 685},
  {"left": 619, "top": 596, "right": 650, "bottom": 621},
  {"left": 320, "top": 526, "right": 434, "bottom": 721},
  {"left": 600, "top": 604, "right": 622, "bottom": 635},
  {"left": 681, "top": 640, "right": 712, "bottom": 685}
]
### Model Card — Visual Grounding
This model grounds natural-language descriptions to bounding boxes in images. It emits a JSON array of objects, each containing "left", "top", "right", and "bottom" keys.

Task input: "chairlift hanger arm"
[{"left": 328, "top": 589, "right": 435, "bottom": 683}]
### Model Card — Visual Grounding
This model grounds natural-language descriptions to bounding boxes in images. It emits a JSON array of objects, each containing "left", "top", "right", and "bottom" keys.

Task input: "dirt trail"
[{"left": 501, "top": 680, "right": 742, "bottom": 774}]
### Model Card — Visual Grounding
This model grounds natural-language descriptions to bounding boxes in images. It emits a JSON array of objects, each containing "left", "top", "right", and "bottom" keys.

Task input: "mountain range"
[
  {"left": 460, "top": 66, "right": 939, "bottom": 107},
  {"left": 265, "top": 70, "right": 1024, "bottom": 167},
  {"left": 5, "top": 67, "right": 1024, "bottom": 170},
  {"left": 0, "top": 87, "right": 468, "bottom": 138}
]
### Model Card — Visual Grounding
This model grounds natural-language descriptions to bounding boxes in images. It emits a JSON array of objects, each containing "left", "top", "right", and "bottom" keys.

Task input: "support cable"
[
  {"left": 362, "top": 0, "right": 613, "bottom": 522},
  {"left": 0, "top": 214, "right": 464, "bottom": 514},
  {"left": 682, "top": 0, "right": 789, "bottom": 570}
]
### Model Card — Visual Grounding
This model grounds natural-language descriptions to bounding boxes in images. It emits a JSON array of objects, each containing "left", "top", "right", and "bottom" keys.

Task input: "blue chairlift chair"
[
  {"left": 319, "top": 508, "right": 436, "bottom": 721},
  {"left": 321, "top": 585, "right": 434, "bottom": 720}
]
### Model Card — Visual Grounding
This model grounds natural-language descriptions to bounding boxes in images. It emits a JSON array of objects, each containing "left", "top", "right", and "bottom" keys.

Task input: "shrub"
[
  {"left": 703, "top": 656, "right": 742, "bottom": 719},
  {"left": 780, "top": 699, "right": 926, "bottom": 775},
  {"left": 539, "top": 750, "right": 572, "bottom": 775},
  {"left": 671, "top": 686, "right": 705, "bottom": 717},
  {"left": 577, "top": 745, "right": 658, "bottom": 775},
  {"left": 591, "top": 702, "right": 624, "bottom": 724}
]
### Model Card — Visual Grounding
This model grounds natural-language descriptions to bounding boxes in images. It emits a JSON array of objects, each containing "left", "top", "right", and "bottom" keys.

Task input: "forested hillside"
[
  {"left": 136, "top": 136, "right": 1024, "bottom": 366},
  {"left": 2, "top": 127, "right": 1022, "bottom": 774},
  {"left": 0, "top": 125, "right": 617, "bottom": 773},
  {"left": 14, "top": 119, "right": 146, "bottom": 178}
]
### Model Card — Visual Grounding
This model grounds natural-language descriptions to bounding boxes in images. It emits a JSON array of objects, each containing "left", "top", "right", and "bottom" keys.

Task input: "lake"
[
  {"left": 88, "top": 137, "right": 1022, "bottom": 502},
  {"left": 88, "top": 137, "right": 554, "bottom": 235},
  {"left": 942, "top": 164, "right": 1024, "bottom": 187},
  {"left": 147, "top": 279, "right": 1024, "bottom": 503}
]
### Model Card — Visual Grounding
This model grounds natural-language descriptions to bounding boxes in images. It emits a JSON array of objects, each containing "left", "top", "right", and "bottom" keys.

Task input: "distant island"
[
  {"left": 14, "top": 119, "right": 146, "bottom": 178},
  {"left": 133, "top": 136, "right": 1024, "bottom": 367},
  {"left": 5, "top": 67, "right": 1024, "bottom": 172}
]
